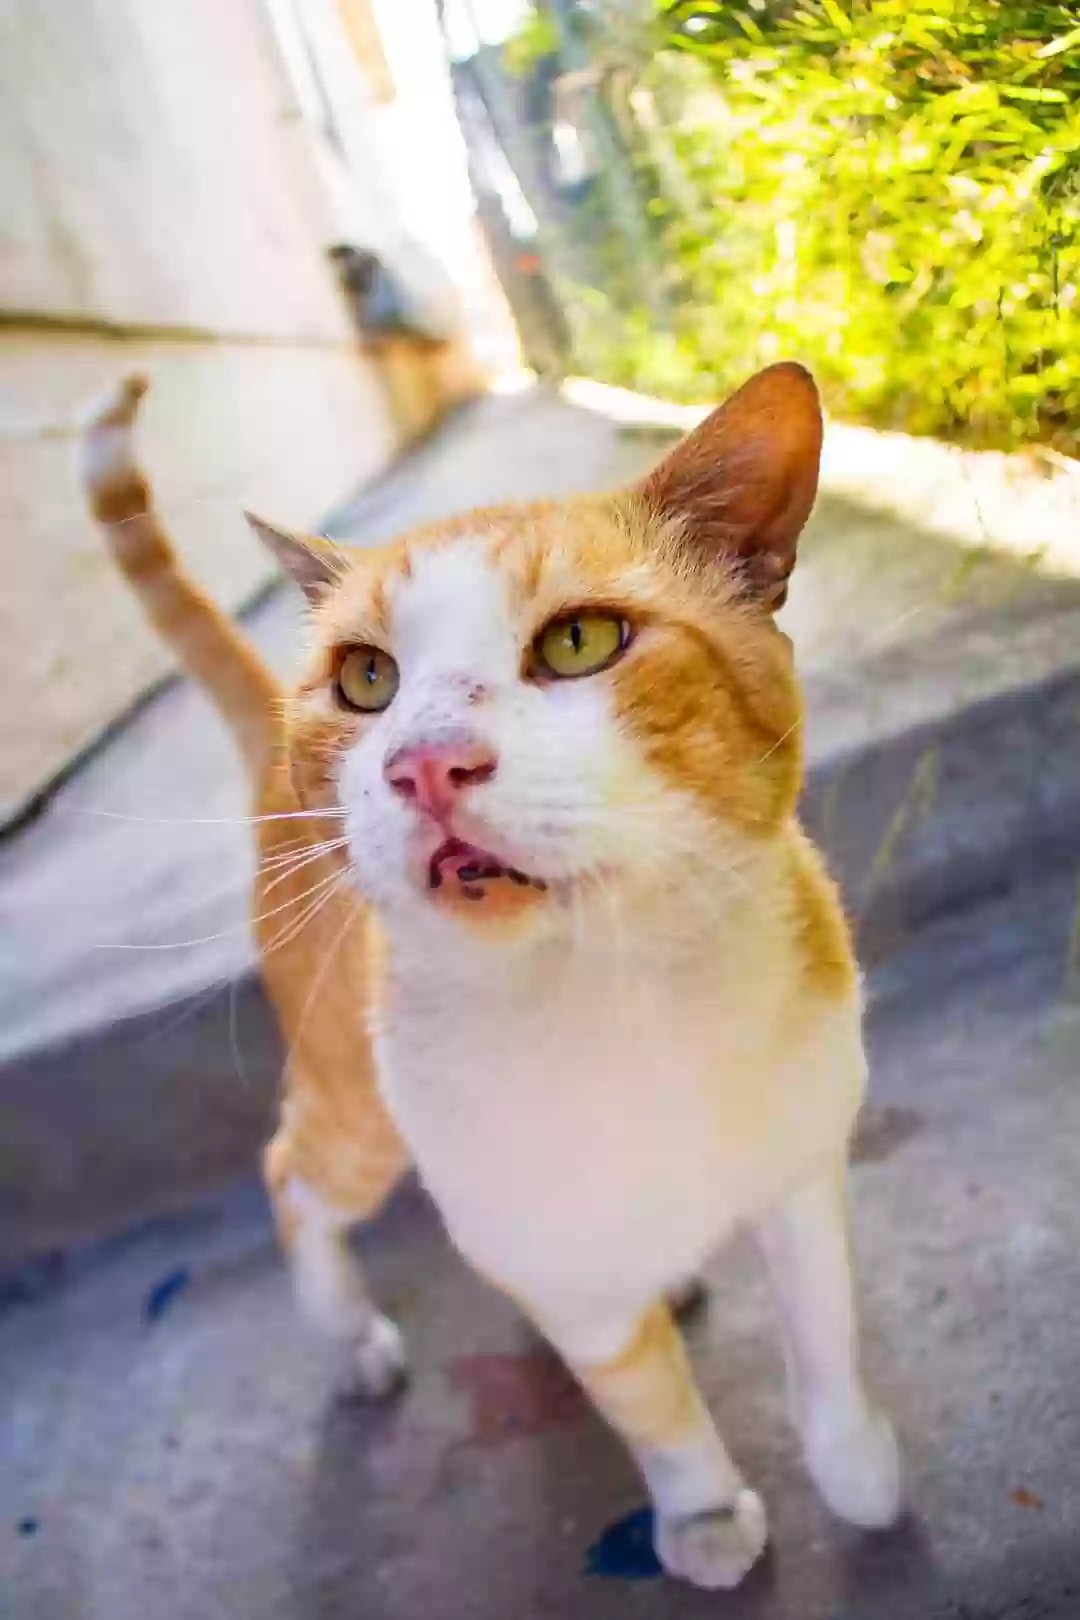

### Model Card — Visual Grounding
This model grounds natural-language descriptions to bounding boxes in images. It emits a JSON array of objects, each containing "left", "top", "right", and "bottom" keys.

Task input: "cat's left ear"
[
  {"left": 245, "top": 512, "right": 343, "bottom": 603},
  {"left": 636, "top": 362, "right": 822, "bottom": 610}
]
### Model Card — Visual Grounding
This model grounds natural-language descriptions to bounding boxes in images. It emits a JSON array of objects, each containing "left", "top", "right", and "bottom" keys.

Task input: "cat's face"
[{"left": 259, "top": 364, "right": 822, "bottom": 946}]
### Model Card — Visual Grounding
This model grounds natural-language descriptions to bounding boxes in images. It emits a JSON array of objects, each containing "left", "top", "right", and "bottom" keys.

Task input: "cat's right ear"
[
  {"left": 635, "top": 362, "right": 823, "bottom": 610},
  {"left": 245, "top": 512, "right": 342, "bottom": 603}
]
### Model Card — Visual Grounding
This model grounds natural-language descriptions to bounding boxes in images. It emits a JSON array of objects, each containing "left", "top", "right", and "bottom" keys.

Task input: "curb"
[{"left": 805, "top": 659, "right": 1080, "bottom": 965}]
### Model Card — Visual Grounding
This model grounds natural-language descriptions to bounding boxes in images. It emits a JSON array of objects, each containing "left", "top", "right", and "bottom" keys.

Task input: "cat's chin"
[
  {"left": 413, "top": 862, "right": 639, "bottom": 947},
  {"left": 428, "top": 872, "right": 551, "bottom": 933},
  {"left": 391, "top": 831, "right": 555, "bottom": 933}
]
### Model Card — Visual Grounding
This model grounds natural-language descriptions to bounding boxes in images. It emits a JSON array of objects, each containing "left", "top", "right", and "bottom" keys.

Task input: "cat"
[{"left": 83, "top": 364, "right": 901, "bottom": 1590}]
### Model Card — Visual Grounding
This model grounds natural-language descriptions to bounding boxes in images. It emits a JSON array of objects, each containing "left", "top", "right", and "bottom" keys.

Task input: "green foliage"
[
  {"left": 502, "top": 5, "right": 560, "bottom": 76},
  {"left": 576, "top": 0, "right": 1080, "bottom": 450}
]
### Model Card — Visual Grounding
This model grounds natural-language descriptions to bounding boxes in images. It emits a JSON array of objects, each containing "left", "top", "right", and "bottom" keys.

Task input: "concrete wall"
[
  {"left": 0, "top": 0, "right": 401, "bottom": 825},
  {"left": 0, "top": 0, "right": 370, "bottom": 337},
  {"left": 0, "top": 331, "right": 396, "bottom": 825}
]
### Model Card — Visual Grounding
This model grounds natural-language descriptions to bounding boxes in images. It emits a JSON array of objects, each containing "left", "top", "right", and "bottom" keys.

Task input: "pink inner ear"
[
  {"left": 638, "top": 362, "right": 823, "bottom": 609},
  {"left": 244, "top": 512, "right": 341, "bottom": 603}
]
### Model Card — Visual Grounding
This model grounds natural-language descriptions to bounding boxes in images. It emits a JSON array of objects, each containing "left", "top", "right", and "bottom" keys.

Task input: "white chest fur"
[{"left": 375, "top": 921, "right": 866, "bottom": 1335}]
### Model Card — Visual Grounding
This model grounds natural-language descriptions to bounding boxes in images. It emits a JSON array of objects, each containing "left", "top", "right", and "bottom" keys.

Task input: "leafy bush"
[{"left": 567, "top": 1, "right": 1080, "bottom": 451}]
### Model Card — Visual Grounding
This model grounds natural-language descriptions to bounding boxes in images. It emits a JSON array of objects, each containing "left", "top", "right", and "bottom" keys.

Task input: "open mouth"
[{"left": 427, "top": 837, "right": 548, "bottom": 901}]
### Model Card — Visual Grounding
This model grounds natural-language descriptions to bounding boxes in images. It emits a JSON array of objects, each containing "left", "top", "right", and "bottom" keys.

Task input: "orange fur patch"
[
  {"left": 253, "top": 764, "right": 409, "bottom": 1227},
  {"left": 429, "top": 873, "right": 549, "bottom": 937},
  {"left": 576, "top": 1304, "right": 707, "bottom": 1449},
  {"left": 785, "top": 830, "right": 858, "bottom": 1000},
  {"left": 612, "top": 609, "right": 801, "bottom": 835}
]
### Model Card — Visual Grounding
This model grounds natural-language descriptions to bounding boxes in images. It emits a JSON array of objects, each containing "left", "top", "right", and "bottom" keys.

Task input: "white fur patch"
[
  {"left": 381, "top": 936, "right": 865, "bottom": 1343},
  {"left": 336, "top": 537, "right": 638, "bottom": 914},
  {"left": 285, "top": 1178, "right": 375, "bottom": 1339},
  {"left": 284, "top": 1178, "right": 406, "bottom": 1397},
  {"left": 389, "top": 537, "right": 519, "bottom": 688}
]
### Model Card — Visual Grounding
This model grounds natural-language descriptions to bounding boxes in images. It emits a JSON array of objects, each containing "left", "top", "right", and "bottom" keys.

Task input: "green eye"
[
  {"left": 337, "top": 645, "right": 399, "bottom": 712},
  {"left": 535, "top": 613, "right": 627, "bottom": 679}
]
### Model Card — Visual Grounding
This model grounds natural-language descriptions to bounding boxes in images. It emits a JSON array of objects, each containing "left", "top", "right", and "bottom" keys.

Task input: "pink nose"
[{"left": 384, "top": 736, "right": 497, "bottom": 820}]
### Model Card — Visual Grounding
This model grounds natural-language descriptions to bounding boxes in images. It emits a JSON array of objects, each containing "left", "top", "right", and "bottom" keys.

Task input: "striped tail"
[{"left": 81, "top": 374, "right": 281, "bottom": 779}]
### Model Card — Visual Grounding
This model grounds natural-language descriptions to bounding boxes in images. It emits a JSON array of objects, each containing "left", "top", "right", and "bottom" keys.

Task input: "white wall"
[
  {"left": 0, "top": 0, "right": 405, "bottom": 822},
  {"left": 0, "top": 0, "right": 365, "bottom": 339}
]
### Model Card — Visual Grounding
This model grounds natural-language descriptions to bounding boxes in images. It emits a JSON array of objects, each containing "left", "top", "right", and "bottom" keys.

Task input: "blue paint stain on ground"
[
  {"left": 144, "top": 1268, "right": 190, "bottom": 1323},
  {"left": 584, "top": 1507, "right": 662, "bottom": 1580}
]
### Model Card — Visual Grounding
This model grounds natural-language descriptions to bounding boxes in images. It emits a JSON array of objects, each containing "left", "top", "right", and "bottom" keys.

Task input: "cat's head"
[{"left": 252, "top": 364, "right": 822, "bottom": 948}]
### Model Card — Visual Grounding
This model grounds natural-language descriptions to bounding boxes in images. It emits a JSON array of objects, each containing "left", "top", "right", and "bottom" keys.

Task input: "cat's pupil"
[
  {"left": 569, "top": 621, "right": 583, "bottom": 654},
  {"left": 366, "top": 657, "right": 377, "bottom": 684}
]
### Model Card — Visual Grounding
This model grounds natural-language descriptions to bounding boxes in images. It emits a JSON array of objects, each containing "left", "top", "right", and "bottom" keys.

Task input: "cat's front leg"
[
  {"left": 265, "top": 1133, "right": 407, "bottom": 1400},
  {"left": 756, "top": 1159, "right": 902, "bottom": 1528},
  {"left": 538, "top": 1301, "right": 767, "bottom": 1590}
]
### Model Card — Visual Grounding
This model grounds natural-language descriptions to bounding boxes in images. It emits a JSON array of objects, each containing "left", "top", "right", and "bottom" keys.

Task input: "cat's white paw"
[
  {"left": 340, "top": 1312, "right": 408, "bottom": 1401},
  {"left": 655, "top": 1489, "right": 768, "bottom": 1590},
  {"left": 804, "top": 1404, "right": 901, "bottom": 1529}
]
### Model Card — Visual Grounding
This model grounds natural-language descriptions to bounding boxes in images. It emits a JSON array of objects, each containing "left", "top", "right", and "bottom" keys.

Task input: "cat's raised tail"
[{"left": 81, "top": 374, "right": 281, "bottom": 779}]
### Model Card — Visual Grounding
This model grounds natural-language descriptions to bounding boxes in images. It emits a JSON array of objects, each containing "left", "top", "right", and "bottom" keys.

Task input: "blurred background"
[
  {"left": 467, "top": 0, "right": 1080, "bottom": 444},
  {"left": 3, "top": 6, "right": 1080, "bottom": 1619},
  {"left": 5, "top": 0, "right": 1080, "bottom": 822}
]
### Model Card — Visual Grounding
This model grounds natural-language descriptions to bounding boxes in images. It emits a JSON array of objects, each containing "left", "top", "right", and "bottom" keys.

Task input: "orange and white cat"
[{"left": 83, "top": 365, "right": 900, "bottom": 1590}]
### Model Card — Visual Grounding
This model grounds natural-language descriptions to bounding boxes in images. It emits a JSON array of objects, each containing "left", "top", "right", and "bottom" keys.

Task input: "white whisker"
[
  {"left": 127, "top": 970, "right": 235, "bottom": 1051},
  {"left": 80, "top": 806, "right": 346, "bottom": 828},
  {"left": 263, "top": 867, "right": 352, "bottom": 958},
  {"left": 97, "top": 864, "right": 345, "bottom": 952},
  {"left": 756, "top": 721, "right": 799, "bottom": 765},
  {"left": 260, "top": 839, "right": 350, "bottom": 895},
  {"left": 256, "top": 834, "right": 349, "bottom": 875},
  {"left": 98, "top": 838, "right": 350, "bottom": 945},
  {"left": 246, "top": 865, "right": 350, "bottom": 938},
  {"left": 282, "top": 888, "right": 364, "bottom": 1086}
]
